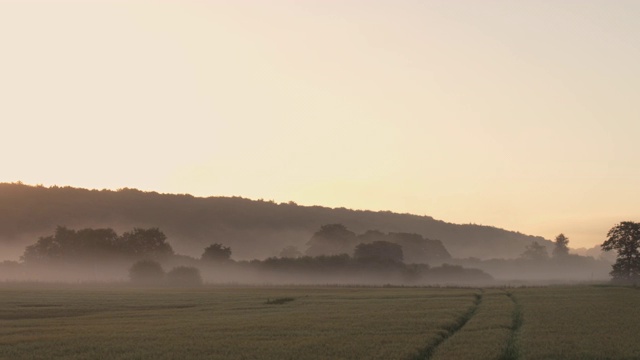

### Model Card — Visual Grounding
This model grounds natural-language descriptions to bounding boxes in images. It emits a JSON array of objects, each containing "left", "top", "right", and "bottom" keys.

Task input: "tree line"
[
  {"left": 304, "top": 224, "right": 451, "bottom": 264},
  {"left": 21, "top": 226, "right": 173, "bottom": 263},
  {"left": 9, "top": 223, "right": 494, "bottom": 285},
  {"left": 7, "top": 220, "right": 640, "bottom": 285}
]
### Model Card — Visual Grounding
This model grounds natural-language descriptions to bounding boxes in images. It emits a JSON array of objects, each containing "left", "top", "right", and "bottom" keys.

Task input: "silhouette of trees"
[
  {"left": 357, "top": 230, "right": 386, "bottom": 243},
  {"left": 21, "top": 226, "right": 174, "bottom": 263},
  {"left": 166, "top": 266, "right": 203, "bottom": 287},
  {"left": 201, "top": 243, "right": 232, "bottom": 262},
  {"left": 261, "top": 254, "right": 353, "bottom": 274},
  {"left": 306, "top": 224, "right": 357, "bottom": 256},
  {"left": 129, "top": 260, "right": 165, "bottom": 285},
  {"left": 257, "top": 253, "right": 492, "bottom": 283},
  {"left": 601, "top": 221, "right": 640, "bottom": 283},
  {"left": 308, "top": 226, "right": 450, "bottom": 264},
  {"left": 553, "top": 233, "right": 570, "bottom": 257},
  {"left": 520, "top": 241, "right": 549, "bottom": 261},
  {"left": 119, "top": 228, "right": 173, "bottom": 258},
  {"left": 354, "top": 241, "right": 403, "bottom": 263},
  {"left": 279, "top": 245, "right": 302, "bottom": 258},
  {"left": 387, "top": 232, "right": 451, "bottom": 264}
]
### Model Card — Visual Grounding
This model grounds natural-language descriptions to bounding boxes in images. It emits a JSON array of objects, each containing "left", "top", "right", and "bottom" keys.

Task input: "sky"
[{"left": 1, "top": 0, "right": 639, "bottom": 249}]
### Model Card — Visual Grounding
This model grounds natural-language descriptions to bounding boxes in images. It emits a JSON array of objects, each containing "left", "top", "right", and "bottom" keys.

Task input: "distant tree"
[
  {"left": 22, "top": 226, "right": 120, "bottom": 263},
  {"left": 388, "top": 232, "right": 451, "bottom": 264},
  {"left": 74, "top": 227, "right": 121, "bottom": 257},
  {"left": 553, "top": 233, "right": 570, "bottom": 258},
  {"left": 119, "top": 228, "right": 173, "bottom": 258},
  {"left": 129, "top": 260, "right": 165, "bottom": 285},
  {"left": 166, "top": 266, "right": 203, "bottom": 287},
  {"left": 520, "top": 241, "right": 549, "bottom": 261},
  {"left": 22, "top": 226, "right": 174, "bottom": 263},
  {"left": 306, "top": 224, "right": 357, "bottom": 256},
  {"left": 354, "top": 241, "right": 404, "bottom": 263},
  {"left": 601, "top": 221, "right": 640, "bottom": 283},
  {"left": 427, "top": 263, "right": 493, "bottom": 283},
  {"left": 355, "top": 230, "right": 451, "bottom": 264},
  {"left": 201, "top": 243, "right": 232, "bottom": 262},
  {"left": 357, "top": 230, "right": 387, "bottom": 243},
  {"left": 279, "top": 246, "right": 302, "bottom": 258}
]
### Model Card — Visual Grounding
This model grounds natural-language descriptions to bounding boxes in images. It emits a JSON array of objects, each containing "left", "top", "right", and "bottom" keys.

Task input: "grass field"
[{"left": 1, "top": 284, "right": 639, "bottom": 359}]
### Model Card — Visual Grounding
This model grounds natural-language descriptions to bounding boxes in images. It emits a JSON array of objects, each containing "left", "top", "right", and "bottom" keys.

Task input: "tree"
[
  {"left": 601, "top": 221, "right": 640, "bottom": 283},
  {"left": 22, "top": 226, "right": 120, "bottom": 263},
  {"left": 166, "top": 266, "right": 203, "bottom": 287},
  {"left": 354, "top": 241, "right": 404, "bottom": 263},
  {"left": 129, "top": 260, "right": 165, "bottom": 285},
  {"left": 520, "top": 241, "right": 549, "bottom": 261},
  {"left": 306, "top": 224, "right": 357, "bottom": 256},
  {"left": 357, "top": 230, "right": 387, "bottom": 243},
  {"left": 119, "top": 228, "right": 173, "bottom": 258},
  {"left": 279, "top": 246, "right": 302, "bottom": 258},
  {"left": 201, "top": 243, "right": 232, "bottom": 262},
  {"left": 553, "top": 233, "right": 570, "bottom": 258},
  {"left": 21, "top": 226, "right": 174, "bottom": 263},
  {"left": 388, "top": 232, "right": 451, "bottom": 264}
]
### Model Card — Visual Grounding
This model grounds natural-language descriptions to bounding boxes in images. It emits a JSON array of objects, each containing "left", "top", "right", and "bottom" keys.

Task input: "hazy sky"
[{"left": 2, "top": 1, "right": 639, "bottom": 248}]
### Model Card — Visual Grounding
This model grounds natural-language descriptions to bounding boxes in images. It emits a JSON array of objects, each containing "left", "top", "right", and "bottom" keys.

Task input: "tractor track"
[
  {"left": 409, "top": 290, "right": 484, "bottom": 360},
  {"left": 500, "top": 291, "right": 522, "bottom": 360}
]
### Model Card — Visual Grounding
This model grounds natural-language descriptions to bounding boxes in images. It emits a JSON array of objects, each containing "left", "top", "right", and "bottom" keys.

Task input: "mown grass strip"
[
  {"left": 409, "top": 291, "right": 483, "bottom": 360},
  {"left": 500, "top": 292, "right": 522, "bottom": 360}
]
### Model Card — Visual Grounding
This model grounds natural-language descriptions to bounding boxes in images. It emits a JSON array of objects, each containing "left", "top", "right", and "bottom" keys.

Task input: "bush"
[
  {"left": 129, "top": 260, "right": 165, "bottom": 285},
  {"left": 166, "top": 266, "right": 203, "bottom": 287}
]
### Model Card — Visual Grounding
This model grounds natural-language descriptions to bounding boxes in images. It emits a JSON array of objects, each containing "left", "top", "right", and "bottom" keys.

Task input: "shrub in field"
[
  {"left": 166, "top": 266, "right": 203, "bottom": 287},
  {"left": 129, "top": 260, "right": 165, "bottom": 285}
]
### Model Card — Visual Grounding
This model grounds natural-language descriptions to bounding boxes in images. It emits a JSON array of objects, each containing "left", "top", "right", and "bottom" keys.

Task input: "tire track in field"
[
  {"left": 409, "top": 290, "right": 484, "bottom": 360},
  {"left": 500, "top": 291, "right": 522, "bottom": 360}
]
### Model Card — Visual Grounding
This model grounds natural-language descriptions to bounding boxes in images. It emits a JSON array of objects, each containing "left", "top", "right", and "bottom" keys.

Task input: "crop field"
[{"left": 1, "top": 285, "right": 639, "bottom": 359}]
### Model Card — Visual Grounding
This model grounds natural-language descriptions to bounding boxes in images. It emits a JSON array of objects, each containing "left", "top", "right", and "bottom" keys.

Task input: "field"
[{"left": 1, "top": 285, "right": 639, "bottom": 359}]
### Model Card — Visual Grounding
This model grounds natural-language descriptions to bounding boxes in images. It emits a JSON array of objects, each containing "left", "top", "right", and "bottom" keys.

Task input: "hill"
[{"left": 0, "top": 183, "right": 550, "bottom": 261}]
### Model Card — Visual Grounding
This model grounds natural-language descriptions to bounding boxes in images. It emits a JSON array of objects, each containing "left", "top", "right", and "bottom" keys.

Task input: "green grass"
[{"left": 1, "top": 284, "right": 640, "bottom": 360}]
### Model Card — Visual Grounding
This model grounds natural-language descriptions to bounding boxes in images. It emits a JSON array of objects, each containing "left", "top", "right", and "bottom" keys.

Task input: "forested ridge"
[{"left": 0, "top": 183, "right": 550, "bottom": 260}]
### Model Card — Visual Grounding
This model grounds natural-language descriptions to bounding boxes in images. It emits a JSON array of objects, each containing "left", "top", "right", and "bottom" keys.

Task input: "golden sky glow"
[{"left": 2, "top": 1, "right": 639, "bottom": 248}]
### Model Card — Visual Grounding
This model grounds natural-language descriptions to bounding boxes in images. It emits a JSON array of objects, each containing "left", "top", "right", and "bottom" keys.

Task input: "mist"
[{"left": 0, "top": 184, "right": 617, "bottom": 286}]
